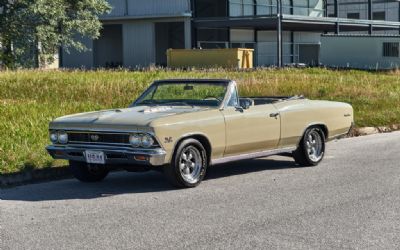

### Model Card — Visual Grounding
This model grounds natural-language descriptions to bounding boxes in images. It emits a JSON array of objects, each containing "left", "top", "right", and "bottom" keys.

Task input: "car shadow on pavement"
[
  {"left": 1, "top": 157, "right": 298, "bottom": 202},
  {"left": 206, "top": 158, "right": 297, "bottom": 180}
]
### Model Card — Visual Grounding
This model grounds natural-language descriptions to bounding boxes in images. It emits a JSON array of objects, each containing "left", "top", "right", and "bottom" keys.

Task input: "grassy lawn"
[{"left": 1, "top": 68, "right": 400, "bottom": 174}]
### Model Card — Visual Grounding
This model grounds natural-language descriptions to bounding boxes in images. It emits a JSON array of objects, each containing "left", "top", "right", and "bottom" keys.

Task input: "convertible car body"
[{"left": 47, "top": 79, "right": 354, "bottom": 187}]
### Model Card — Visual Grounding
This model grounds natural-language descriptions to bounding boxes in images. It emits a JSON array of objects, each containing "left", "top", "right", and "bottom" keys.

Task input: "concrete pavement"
[{"left": 1, "top": 132, "right": 400, "bottom": 250}]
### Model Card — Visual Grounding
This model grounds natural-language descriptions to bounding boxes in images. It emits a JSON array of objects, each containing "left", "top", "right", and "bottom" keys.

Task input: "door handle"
[{"left": 269, "top": 112, "right": 280, "bottom": 118}]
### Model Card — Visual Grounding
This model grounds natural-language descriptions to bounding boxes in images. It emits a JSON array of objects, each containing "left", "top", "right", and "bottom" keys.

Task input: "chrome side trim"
[
  {"left": 328, "top": 122, "right": 354, "bottom": 141},
  {"left": 328, "top": 130, "right": 352, "bottom": 141},
  {"left": 211, "top": 147, "right": 296, "bottom": 166},
  {"left": 327, "top": 133, "right": 348, "bottom": 141}
]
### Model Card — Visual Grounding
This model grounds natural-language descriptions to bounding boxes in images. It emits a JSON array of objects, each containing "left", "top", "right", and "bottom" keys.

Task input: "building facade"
[
  {"left": 62, "top": 0, "right": 192, "bottom": 68},
  {"left": 62, "top": 0, "right": 400, "bottom": 69}
]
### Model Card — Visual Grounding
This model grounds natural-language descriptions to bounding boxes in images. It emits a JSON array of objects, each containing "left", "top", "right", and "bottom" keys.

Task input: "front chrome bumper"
[{"left": 46, "top": 144, "right": 167, "bottom": 166}]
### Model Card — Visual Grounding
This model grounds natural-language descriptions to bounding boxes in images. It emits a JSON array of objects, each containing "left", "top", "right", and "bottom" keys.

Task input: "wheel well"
[
  {"left": 310, "top": 124, "right": 329, "bottom": 141},
  {"left": 175, "top": 135, "right": 212, "bottom": 165},
  {"left": 297, "top": 124, "right": 328, "bottom": 148}
]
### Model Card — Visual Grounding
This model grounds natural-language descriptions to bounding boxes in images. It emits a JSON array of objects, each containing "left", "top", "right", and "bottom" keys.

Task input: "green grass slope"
[{"left": 1, "top": 68, "right": 399, "bottom": 174}]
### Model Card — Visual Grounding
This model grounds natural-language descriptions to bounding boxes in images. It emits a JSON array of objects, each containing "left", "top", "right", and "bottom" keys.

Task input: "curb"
[
  {"left": 350, "top": 124, "right": 400, "bottom": 137},
  {"left": 0, "top": 167, "right": 71, "bottom": 188}
]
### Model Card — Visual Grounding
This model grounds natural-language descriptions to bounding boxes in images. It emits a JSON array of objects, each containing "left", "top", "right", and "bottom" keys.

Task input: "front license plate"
[{"left": 85, "top": 151, "right": 105, "bottom": 164}]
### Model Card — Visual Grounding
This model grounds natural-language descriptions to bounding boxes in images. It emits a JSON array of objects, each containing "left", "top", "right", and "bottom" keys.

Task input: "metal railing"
[
  {"left": 196, "top": 41, "right": 321, "bottom": 66},
  {"left": 326, "top": 0, "right": 398, "bottom": 22},
  {"left": 229, "top": 0, "right": 326, "bottom": 17},
  {"left": 257, "top": 42, "right": 321, "bottom": 66},
  {"left": 102, "top": 0, "right": 191, "bottom": 18},
  {"left": 197, "top": 41, "right": 256, "bottom": 49}
]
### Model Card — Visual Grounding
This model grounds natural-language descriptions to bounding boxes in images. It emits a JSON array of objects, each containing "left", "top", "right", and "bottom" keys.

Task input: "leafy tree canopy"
[{"left": 0, "top": 0, "right": 111, "bottom": 68}]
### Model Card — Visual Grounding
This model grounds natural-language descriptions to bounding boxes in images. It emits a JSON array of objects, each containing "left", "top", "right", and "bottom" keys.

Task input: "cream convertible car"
[{"left": 47, "top": 79, "right": 354, "bottom": 188}]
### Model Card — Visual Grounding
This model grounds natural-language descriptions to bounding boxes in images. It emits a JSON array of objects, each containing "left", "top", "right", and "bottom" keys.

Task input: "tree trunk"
[{"left": 1, "top": 39, "right": 15, "bottom": 69}]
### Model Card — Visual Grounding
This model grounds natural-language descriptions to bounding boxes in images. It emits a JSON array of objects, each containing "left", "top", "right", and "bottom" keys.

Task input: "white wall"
[
  {"left": 123, "top": 22, "right": 155, "bottom": 68},
  {"left": 320, "top": 36, "right": 400, "bottom": 69}
]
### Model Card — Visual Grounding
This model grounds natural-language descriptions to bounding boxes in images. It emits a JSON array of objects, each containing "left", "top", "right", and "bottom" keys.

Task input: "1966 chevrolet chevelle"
[{"left": 47, "top": 79, "right": 354, "bottom": 188}]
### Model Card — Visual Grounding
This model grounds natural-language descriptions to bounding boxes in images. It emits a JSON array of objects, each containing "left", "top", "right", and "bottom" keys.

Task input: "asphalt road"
[{"left": 1, "top": 132, "right": 400, "bottom": 250}]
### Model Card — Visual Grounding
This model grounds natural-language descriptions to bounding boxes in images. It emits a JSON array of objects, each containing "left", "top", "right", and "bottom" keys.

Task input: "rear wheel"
[
  {"left": 164, "top": 139, "right": 208, "bottom": 188},
  {"left": 293, "top": 127, "right": 325, "bottom": 166},
  {"left": 69, "top": 161, "right": 109, "bottom": 182}
]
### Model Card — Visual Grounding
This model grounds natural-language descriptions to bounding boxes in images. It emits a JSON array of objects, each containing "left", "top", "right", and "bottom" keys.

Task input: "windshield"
[{"left": 134, "top": 82, "right": 228, "bottom": 107}]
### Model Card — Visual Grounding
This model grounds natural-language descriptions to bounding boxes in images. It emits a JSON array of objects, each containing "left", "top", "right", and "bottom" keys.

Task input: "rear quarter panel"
[{"left": 274, "top": 100, "right": 354, "bottom": 147}]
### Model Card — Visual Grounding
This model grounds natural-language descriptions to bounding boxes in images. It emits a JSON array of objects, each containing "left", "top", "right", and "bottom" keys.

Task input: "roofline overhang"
[
  {"left": 193, "top": 14, "right": 400, "bottom": 31},
  {"left": 100, "top": 12, "right": 192, "bottom": 22},
  {"left": 286, "top": 15, "right": 400, "bottom": 29}
]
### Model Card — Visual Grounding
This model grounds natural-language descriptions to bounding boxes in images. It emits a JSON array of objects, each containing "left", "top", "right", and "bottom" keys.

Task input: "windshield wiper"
[
  {"left": 136, "top": 100, "right": 194, "bottom": 107},
  {"left": 136, "top": 100, "right": 160, "bottom": 106},
  {"left": 162, "top": 101, "right": 194, "bottom": 107}
]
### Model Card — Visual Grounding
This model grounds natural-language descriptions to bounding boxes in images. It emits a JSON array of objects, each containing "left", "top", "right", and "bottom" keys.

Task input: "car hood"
[{"left": 50, "top": 106, "right": 209, "bottom": 131}]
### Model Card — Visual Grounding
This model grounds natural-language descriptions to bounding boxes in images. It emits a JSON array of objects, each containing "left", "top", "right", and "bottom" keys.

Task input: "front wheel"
[
  {"left": 293, "top": 127, "right": 325, "bottom": 167},
  {"left": 163, "top": 139, "right": 208, "bottom": 188},
  {"left": 69, "top": 161, "right": 109, "bottom": 182}
]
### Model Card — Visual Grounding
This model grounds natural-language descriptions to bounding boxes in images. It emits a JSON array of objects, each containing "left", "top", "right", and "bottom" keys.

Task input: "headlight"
[
  {"left": 50, "top": 132, "right": 58, "bottom": 143},
  {"left": 141, "top": 134, "right": 154, "bottom": 148},
  {"left": 129, "top": 134, "right": 141, "bottom": 147},
  {"left": 58, "top": 131, "right": 68, "bottom": 144}
]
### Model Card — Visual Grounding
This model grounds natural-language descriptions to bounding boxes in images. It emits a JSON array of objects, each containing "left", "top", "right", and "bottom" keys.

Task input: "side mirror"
[
  {"left": 235, "top": 99, "right": 251, "bottom": 112},
  {"left": 240, "top": 98, "right": 252, "bottom": 109},
  {"left": 241, "top": 100, "right": 251, "bottom": 110}
]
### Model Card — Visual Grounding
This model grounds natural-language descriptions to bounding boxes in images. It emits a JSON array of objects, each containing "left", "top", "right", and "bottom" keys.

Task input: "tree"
[{"left": 0, "top": 0, "right": 111, "bottom": 68}]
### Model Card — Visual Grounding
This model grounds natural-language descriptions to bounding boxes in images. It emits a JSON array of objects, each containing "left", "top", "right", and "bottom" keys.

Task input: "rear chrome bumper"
[{"left": 46, "top": 144, "right": 167, "bottom": 166}]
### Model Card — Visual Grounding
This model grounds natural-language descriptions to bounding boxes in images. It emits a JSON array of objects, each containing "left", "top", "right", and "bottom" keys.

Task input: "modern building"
[{"left": 61, "top": 0, "right": 400, "bottom": 69}]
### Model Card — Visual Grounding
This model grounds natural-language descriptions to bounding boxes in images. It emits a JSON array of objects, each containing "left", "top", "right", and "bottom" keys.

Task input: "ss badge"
[{"left": 164, "top": 137, "right": 173, "bottom": 143}]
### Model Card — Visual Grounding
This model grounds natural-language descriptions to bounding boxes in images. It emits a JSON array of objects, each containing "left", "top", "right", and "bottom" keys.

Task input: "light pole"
[{"left": 276, "top": 0, "right": 283, "bottom": 67}]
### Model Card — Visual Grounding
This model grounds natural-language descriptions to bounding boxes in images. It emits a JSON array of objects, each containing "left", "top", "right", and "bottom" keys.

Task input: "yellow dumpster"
[{"left": 167, "top": 48, "right": 254, "bottom": 69}]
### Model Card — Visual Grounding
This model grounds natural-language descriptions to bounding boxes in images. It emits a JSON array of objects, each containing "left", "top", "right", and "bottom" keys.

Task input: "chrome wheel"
[
  {"left": 179, "top": 146, "right": 203, "bottom": 184},
  {"left": 164, "top": 138, "right": 208, "bottom": 188},
  {"left": 305, "top": 130, "right": 324, "bottom": 162}
]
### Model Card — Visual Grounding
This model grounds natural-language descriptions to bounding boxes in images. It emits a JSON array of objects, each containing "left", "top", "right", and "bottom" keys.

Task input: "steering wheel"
[{"left": 203, "top": 96, "right": 223, "bottom": 102}]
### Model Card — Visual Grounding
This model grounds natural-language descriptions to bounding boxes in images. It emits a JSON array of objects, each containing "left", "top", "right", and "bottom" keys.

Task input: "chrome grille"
[{"left": 67, "top": 132, "right": 130, "bottom": 145}]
